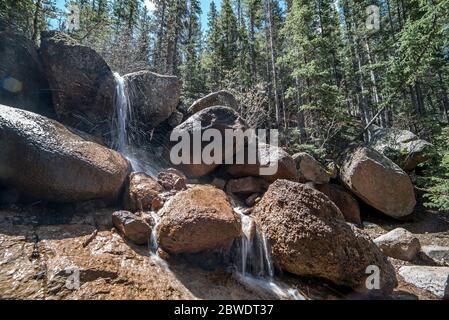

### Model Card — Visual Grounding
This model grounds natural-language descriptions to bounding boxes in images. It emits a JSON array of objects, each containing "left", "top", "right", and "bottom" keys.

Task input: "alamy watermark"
[
  {"left": 365, "top": 265, "right": 380, "bottom": 290},
  {"left": 169, "top": 121, "right": 279, "bottom": 176}
]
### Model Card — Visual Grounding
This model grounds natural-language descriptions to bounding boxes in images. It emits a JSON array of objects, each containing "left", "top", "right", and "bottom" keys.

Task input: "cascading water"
[
  {"left": 232, "top": 203, "right": 305, "bottom": 300},
  {"left": 113, "top": 72, "right": 131, "bottom": 153},
  {"left": 113, "top": 72, "right": 163, "bottom": 176}
]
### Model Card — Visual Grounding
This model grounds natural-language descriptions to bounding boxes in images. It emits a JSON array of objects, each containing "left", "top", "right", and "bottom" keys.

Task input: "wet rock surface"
[
  {"left": 0, "top": 104, "right": 130, "bottom": 202},
  {"left": 112, "top": 211, "right": 152, "bottom": 245},
  {"left": 123, "top": 172, "right": 163, "bottom": 212},
  {"left": 0, "top": 206, "right": 274, "bottom": 300}
]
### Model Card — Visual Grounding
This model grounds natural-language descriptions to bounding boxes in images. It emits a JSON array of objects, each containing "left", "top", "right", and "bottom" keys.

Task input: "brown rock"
[
  {"left": 374, "top": 228, "right": 421, "bottom": 261},
  {"left": 293, "top": 152, "right": 330, "bottom": 184},
  {"left": 157, "top": 168, "right": 187, "bottom": 191},
  {"left": 40, "top": 31, "right": 115, "bottom": 143},
  {"left": 226, "top": 177, "right": 268, "bottom": 194},
  {"left": 188, "top": 90, "right": 238, "bottom": 114},
  {"left": 253, "top": 179, "right": 397, "bottom": 293},
  {"left": 225, "top": 143, "right": 298, "bottom": 182},
  {"left": 123, "top": 172, "right": 163, "bottom": 211},
  {"left": 0, "top": 104, "right": 130, "bottom": 202},
  {"left": 340, "top": 147, "right": 416, "bottom": 218},
  {"left": 112, "top": 211, "right": 152, "bottom": 245},
  {"left": 315, "top": 184, "right": 361, "bottom": 225},
  {"left": 157, "top": 185, "right": 241, "bottom": 254}
]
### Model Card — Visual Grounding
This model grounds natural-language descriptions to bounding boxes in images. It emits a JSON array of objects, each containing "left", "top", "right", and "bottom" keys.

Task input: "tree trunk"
[{"left": 31, "top": 0, "right": 42, "bottom": 44}]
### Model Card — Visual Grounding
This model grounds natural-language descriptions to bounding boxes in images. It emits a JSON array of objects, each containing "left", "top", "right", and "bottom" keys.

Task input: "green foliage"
[{"left": 418, "top": 126, "right": 449, "bottom": 211}]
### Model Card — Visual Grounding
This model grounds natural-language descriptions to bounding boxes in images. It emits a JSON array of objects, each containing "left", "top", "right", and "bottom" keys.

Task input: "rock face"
[
  {"left": 369, "top": 126, "right": 433, "bottom": 171},
  {"left": 169, "top": 106, "right": 247, "bottom": 177},
  {"left": 340, "top": 147, "right": 416, "bottom": 218},
  {"left": 0, "top": 32, "right": 55, "bottom": 117},
  {"left": 188, "top": 90, "right": 238, "bottom": 114},
  {"left": 112, "top": 211, "right": 152, "bottom": 245},
  {"left": 373, "top": 228, "right": 421, "bottom": 261},
  {"left": 225, "top": 143, "right": 298, "bottom": 182},
  {"left": 157, "top": 185, "right": 241, "bottom": 254},
  {"left": 399, "top": 266, "right": 449, "bottom": 299},
  {"left": 0, "top": 104, "right": 130, "bottom": 202},
  {"left": 293, "top": 152, "right": 330, "bottom": 184},
  {"left": 252, "top": 180, "right": 397, "bottom": 293},
  {"left": 124, "top": 70, "right": 180, "bottom": 129},
  {"left": 315, "top": 184, "right": 361, "bottom": 225},
  {"left": 123, "top": 172, "right": 163, "bottom": 212},
  {"left": 226, "top": 177, "right": 268, "bottom": 195},
  {"left": 40, "top": 31, "right": 116, "bottom": 143}
]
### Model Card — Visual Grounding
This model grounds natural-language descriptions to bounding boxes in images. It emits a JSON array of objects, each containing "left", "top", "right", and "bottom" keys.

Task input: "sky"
[{"left": 54, "top": 0, "right": 222, "bottom": 31}]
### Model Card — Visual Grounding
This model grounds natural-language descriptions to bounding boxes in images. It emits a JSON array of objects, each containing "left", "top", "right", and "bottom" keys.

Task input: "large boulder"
[
  {"left": 188, "top": 90, "right": 238, "bottom": 114},
  {"left": 40, "top": 31, "right": 116, "bottom": 144},
  {"left": 124, "top": 70, "right": 180, "bottom": 130},
  {"left": 0, "top": 31, "right": 55, "bottom": 117},
  {"left": 340, "top": 147, "right": 416, "bottom": 218},
  {"left": 293, "top": 152, "right": 330, "bottom": 184},
  {"left": 168, "top": 106, "right": 247, "bottom": 177},
  {"left": 157, "top": 185, "right": 241, "bottom": 254},
  {"left": 0, "top": 104, "right": 130, "bottom": 202},
  {"left": 252, "top": 179, "right": 397, "bottom": 293},
  {"left": 315, "top": 183, "right": 361, "bottom": 225},
  {"left": 373, "top": 228, "right": 421, "bottom": 261},
  {"left": 123, "top": 172, "right": 164, "bottom": 212},
  {"left": 369, "top": 126, "right": 433, "bottom": 171},
  {"left": 225, "top": 143, "right": 298, "bottom": 182}
]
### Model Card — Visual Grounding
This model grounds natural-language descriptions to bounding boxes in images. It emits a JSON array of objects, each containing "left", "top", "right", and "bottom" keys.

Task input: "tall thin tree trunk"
[
  {"left": 31, "top": 0, "right": 42, "bottom": 43},
  {"left": 264, "top": 0, "right": 281, "bottom": 128}
]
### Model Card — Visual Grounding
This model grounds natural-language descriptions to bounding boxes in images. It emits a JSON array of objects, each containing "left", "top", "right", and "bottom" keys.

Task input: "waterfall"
[
  {"left": 232, "top": 203, "right": 305, "bottom": 300},
  {"left": 113, "top": 72, "right": 164, "bottom": 177},
  {"left": 113, "top": 72, "right": 131, "bottom": 153}
]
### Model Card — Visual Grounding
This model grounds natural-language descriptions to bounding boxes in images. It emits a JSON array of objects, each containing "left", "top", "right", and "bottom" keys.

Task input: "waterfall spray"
[{"left": 231, "top": 201, "right": 305, "bottom": 300}]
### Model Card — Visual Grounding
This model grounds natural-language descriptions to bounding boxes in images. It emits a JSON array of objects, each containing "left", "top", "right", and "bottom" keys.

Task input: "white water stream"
[{"left": 113, "top": 73, "right": 304, "bottom": 300}]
